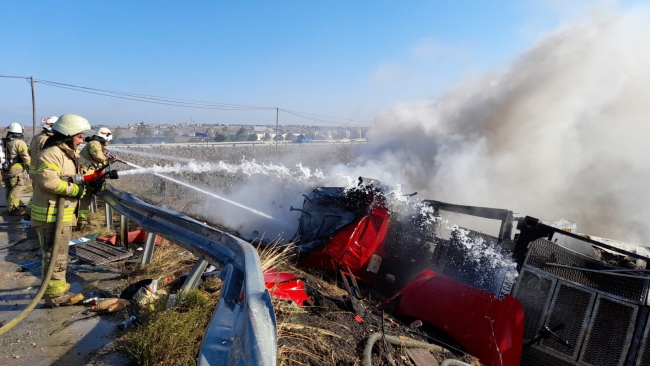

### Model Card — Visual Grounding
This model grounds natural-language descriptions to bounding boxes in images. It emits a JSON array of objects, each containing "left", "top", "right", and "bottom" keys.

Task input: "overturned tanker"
[{"left": 290, "top": 177, "right": 650, "bottom": 366}]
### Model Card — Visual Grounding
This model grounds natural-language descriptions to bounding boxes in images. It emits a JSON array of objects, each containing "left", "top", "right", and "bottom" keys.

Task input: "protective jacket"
[
  {"left": 80, "top": 140, "right": 108, "bottom": 172},
  {"left": 1, "top": 138, "right": 30, "bottom": 179},
  {"left": 29, "top": 129, "right": 53, "bottom": 178},
  {"left": 32, "top": 142, "right": 83, "bottom": 227}
]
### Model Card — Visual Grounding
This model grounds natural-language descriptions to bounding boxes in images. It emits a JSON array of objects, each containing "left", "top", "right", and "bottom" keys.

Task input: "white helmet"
[
  {"left": 7, "top": 122, "right": 23, "bottom": 134},
  {"left": 42, "top": 116, "right": 58, "bottom": 130},
  {"left": 52, "top": 114, "right": 91, "bottom": 137},
  {"left": 95, "top": 127, "right": 113, "bottom": 141}
]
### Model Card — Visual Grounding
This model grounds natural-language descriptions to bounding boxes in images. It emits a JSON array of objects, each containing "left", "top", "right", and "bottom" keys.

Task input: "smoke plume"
[{"left": 351, "top": 6, "right": 650, "bottom": 245}]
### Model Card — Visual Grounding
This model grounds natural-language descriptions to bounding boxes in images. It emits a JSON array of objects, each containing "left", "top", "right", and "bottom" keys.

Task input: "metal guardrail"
[{"left": 98, "top": 186, "right": 277, "bottom": 366}]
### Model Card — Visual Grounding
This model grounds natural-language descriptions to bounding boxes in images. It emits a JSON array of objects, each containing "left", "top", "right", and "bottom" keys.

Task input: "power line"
[
  {"left": 280, "top": 108, "right": 371, "bottom": 124},
  {"left": 280, "top": 110, "right": 372, "bottom": 127},
  {"left": 0, "top": 75, "right": 29, "bottom": 80},
  {"left": 1, "top": 74, "right": 374, "bottom": 126},
  {"left": 36, "top": 80, "right": 271, "bottom": 111}
]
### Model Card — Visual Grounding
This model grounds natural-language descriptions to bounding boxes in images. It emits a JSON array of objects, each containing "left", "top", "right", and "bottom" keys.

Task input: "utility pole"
[
  {"left": 30, "top": 77, "right": 36, "bottom": 136},
  {"left": 275, "top": 108, "right": 279, "bottom": 150}
]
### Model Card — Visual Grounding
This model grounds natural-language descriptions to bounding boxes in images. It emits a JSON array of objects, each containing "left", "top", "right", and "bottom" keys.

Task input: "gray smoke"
[{"left": 350, "top": 7, "right": 650, "bottom": 245}]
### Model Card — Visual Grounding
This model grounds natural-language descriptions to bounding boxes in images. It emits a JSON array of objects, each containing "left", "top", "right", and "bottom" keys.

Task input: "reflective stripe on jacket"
[
  {"left": 31, "top": 142, "right": 83, "bottom": 227},
  {"left": 29, "top": 130, "right": 52, "bottom": 178},
  {"left": 80, "top": 140, "right": 107, "bottom": 173}
]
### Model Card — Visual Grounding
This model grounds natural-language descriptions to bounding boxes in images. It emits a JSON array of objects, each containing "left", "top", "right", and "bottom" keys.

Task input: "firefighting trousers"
[
  {"left": 3, "top": 175, "right": 24, "bottom": 210},
  {"left": 36, "top": 225, "right": 72, "bottom": 297}
]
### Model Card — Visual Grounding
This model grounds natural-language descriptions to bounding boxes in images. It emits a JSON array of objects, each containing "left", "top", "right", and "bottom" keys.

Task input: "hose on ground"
[
  {"left": 441, "top": 359, "right": 472, "bottom": 366},
  {"left": 363, "top": 332, "right": 471, "bottom": 366},
  {"left": 0, "top": 196, "right": 66, "bottom": 337}
]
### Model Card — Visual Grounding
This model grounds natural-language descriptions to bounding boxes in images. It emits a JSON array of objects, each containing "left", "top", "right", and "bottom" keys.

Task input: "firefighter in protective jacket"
[
  {"left": 78, "top": 127, "right": 115, "bottom": 222},
  {"left": 32, "top": 114, "right": 90, "bottom": 306},
  {"left": 24, "top": 116, "right": 58, "bottom": 219},
  {"left": 2, "top": 123, "right": 30, "bottom": 215}
]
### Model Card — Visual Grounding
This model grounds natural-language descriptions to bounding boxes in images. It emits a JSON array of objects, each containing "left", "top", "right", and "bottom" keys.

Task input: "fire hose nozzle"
[{"left": 72, "top": 170, "right": 119, "bottom": 185}]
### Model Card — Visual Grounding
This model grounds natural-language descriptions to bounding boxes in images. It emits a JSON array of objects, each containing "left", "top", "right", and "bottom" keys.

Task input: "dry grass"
[
  {"left": 120, "top": 241, "right": 197, "bottom": 290},
  {"left": 257, "top": 238, "right": 295, "bottom": 272},
  {"left": 122, "top": 289, "right": 219, "bottom": 366}
]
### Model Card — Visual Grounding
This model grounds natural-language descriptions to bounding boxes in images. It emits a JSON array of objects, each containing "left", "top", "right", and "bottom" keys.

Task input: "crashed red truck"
[{"left": 281, "top": 177, "right": 650, "bottom": 366}]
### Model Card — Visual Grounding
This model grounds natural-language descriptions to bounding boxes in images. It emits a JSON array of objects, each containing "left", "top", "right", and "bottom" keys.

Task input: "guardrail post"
[
  {"left": 90, "top": 195, "right": 97, "bottom": 213},
  {"left": 105, "top": 205, "right": 113, "bottom": 230},
  {"left": 182, "top": 259, "right": 209, "bottom": 291},
  {"left": 120, "top": 214, "right": 129, "bottom": 250},
  {"left": 140, "top": 232, "right": 157, "bottom": 265}
]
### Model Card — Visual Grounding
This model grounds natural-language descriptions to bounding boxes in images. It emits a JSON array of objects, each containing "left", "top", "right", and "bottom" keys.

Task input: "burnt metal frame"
[
  {"left": 98, "top": 186, "right": 277, "bottom": 366},
  {"left": 517, "top": 240, "right": 650, "bottom": 366},
  {"left": 514, "top": 216, "right": 650, "bottom": 271},
  {"left": 422, "top": 200, "right": 514, "bottom": 242}
]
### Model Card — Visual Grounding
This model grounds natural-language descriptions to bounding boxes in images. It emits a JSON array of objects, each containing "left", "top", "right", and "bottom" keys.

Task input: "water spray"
[{"left": 121, "top": 160, "right": 275, "bottom": 220}]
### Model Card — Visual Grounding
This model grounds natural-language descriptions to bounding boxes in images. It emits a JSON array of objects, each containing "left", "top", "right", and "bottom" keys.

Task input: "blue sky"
[{"left": 0, "top": 1, "right": 625, "bottom": 127}]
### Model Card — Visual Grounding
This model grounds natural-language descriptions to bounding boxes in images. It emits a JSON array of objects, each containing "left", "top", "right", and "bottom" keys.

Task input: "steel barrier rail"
[{"left": 98, "top": 186, "right": 277, "bottom": 366}]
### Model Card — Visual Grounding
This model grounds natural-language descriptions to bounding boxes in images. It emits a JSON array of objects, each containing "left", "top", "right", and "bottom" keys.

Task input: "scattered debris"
[
  {"left": 132, "top": 287, "right": 159, "bottom": 307},
  {"left": 119, "top": 279, "right": 154, "bottom": 301},
  {"left": 165, "top": 293, "right": 178, "bottom": 309},
  {"left": 97, "top": 229, "right": 162, "bottom": 246},
  {"left": 263, "top": 269, "right": 311, "bottom": 306},
  {"left": 69, "top": 240, "right": 133, "bottom": 265},
  {"left": 118, "top": 316, "right": 141, "bottom": 330},
  {"left": 89, "top": 298, "right": 131, "bottom": 313}
]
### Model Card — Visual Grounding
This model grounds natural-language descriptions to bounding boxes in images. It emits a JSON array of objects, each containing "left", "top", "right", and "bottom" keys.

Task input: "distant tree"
[
  {"left": 247, "top": 133, "right": 258, "bottom": 141},
  {"left": 164, "top": 129, "right": 177, "bottom": 143},
  {"left": 286, "top": 133, "right": 296, "bottom": 141},
  {"left": 263, "top": 133, "right": 271, "bottom": 141},
  {"left": 136, "top": 122, "right": 152, "bottom": 144},
  {"left": 112, "top": 127, "right": 122, "bottom": 143},
  {"left": 235, "top": 127, "right": 248, "bottom": 141},
  {"left": 297, "top": 134, "right": 305, "bottom": 140},
  {"left": 214, "top": 134, "right": 227, "bottom": 142},
  {"left": 273, "top": 134, "right": 283, "bottom": 141}
]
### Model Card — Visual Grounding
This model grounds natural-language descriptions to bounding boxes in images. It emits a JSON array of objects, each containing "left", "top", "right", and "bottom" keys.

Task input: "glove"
[{"left": 70, "top": 183, "right": 87, "bottom": 199}]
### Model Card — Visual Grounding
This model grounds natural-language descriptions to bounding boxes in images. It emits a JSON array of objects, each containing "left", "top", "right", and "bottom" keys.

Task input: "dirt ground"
[{"left": 0, "top": 186, "right": 132, "bottom": 366}]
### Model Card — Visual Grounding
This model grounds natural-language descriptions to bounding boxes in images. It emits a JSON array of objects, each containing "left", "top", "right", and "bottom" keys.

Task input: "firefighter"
[
  {"left": 2, "top": 123, "right": 30, "bottom": 215},
  {"left": 32, "top": 114, "right": 90, "bottom": 306},
  {"left": 78, "top": 127, "right": 116, "bottom": 223},
  {"left": 25, "top": 116, "right": 58, "bottom": 220},
  {"left": 29, "top": 116, "right": 58, "bottom": 179}
]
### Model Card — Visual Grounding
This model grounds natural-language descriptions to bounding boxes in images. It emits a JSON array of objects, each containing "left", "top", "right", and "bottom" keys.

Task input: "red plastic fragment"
[
  {"left": 97, "top": 229, "right": 163, "bottom": 246},
  {"left": 393, "top": 270, "right": 524, "bottom": 366},
  {"left": 263, "top": 269, "right": 312, "bottom": 306},
  {"left": 354, "top": 315, "right": 364, "bottom": 323}
]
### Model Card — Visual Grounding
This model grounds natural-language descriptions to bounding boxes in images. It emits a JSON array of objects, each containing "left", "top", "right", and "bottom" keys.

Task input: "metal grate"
[
  {"left": 69, "top": 240, "right": 133, "bottom": 265},
  {"left": 541, "top": 281, "right": 595, "bottom": 359},
  {"left": 524, "top": 239, "right": 648, "bottom": 304},
  {"left": 521, "top": 346, "right": 578, "bottom": 366},
  {"left": 579, "top": 296, "right": 637, "bottom": 366},
  {"left": 636, "top": 316, "right": 650, "bottom": 366},
  {"left": 512, "top": 269, "right": 556, "bottom": 341}
]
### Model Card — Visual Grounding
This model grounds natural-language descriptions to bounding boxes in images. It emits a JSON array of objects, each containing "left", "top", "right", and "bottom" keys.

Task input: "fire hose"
[
  {"left": 363, "top": 332, "right": 471, "bottom": 366},
  {"left": 0, "top": 196, "right": 66, "bottom": 337}
]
